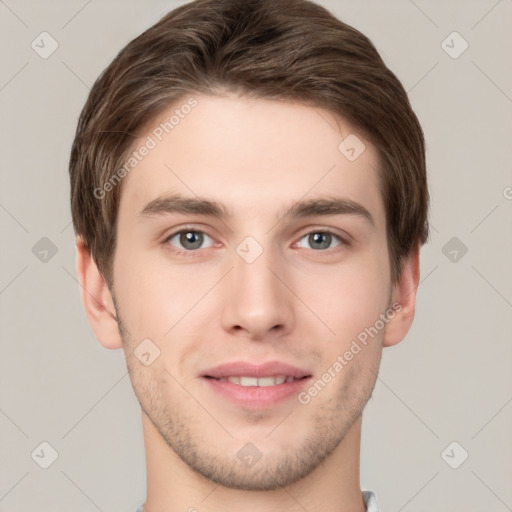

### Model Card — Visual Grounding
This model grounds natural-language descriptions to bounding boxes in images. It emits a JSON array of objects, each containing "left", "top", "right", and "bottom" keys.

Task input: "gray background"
[{"left": 1, "top": 0, "right": 511, "bottom": 510}]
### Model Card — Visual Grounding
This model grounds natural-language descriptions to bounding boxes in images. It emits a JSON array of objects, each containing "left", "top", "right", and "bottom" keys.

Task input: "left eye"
[
  {"left": 296, "top": 231, "right": 343, "bottom": 251},
  {"left": 166, "top": 230, "right": 215, "bottom": 252}
]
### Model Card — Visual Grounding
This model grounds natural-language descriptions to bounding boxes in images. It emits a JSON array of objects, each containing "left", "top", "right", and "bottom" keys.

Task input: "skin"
[{"left": 77, "top": 92, "right": 420, "bottom": 512}]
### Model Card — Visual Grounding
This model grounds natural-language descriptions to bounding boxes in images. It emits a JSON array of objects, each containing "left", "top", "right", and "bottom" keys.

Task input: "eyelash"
[{"left": 162, "top": 226, "right": 349, "bottom": 257}]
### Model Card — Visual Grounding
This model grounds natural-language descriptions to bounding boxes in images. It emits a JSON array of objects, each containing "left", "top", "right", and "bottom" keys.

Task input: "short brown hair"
[{"left": 69, "top": 0, "right": 429, "bottom": 287}]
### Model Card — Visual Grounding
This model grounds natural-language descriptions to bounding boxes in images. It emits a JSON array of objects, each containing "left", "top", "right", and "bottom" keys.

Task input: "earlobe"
[
  {"left": 383, "top": 244, "right": 421, "bottom": 348},
  {"left": 75, "top": 237, "right": 123, "bottom": 349}
]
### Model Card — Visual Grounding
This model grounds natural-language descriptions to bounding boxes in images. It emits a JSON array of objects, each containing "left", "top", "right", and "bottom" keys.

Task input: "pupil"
[
  {"left": 310, "top": 232, "right": 330, "bottom": 249},
  {"left": 181, "top": 231, "right": 202, "bottom": 250}
]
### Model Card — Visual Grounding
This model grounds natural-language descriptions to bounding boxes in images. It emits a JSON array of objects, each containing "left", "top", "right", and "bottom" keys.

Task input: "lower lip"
[{"left": 203, "top": 377, "right": 312, "bottom": 409}]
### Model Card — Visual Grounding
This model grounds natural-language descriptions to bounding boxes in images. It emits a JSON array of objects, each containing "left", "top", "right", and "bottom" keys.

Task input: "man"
[{"left": 69, "top": 0, "right": 429, "bottom": 510}]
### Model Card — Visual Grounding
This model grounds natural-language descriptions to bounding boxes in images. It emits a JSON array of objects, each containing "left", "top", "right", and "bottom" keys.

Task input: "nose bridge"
[
  {"left": 234, "top": 236, "right": 279, "bottom": 292},
  {"left": 221, "top": 234, "right": 294, "bottom": 338}
]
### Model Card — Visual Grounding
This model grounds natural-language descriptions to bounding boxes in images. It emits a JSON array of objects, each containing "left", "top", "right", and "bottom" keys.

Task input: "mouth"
[
  {"left": 201, "top": 361, "right": 312, "bottom": 408},
  {"left": 204, "top": 375, "right": 310, "bottom": 386}
]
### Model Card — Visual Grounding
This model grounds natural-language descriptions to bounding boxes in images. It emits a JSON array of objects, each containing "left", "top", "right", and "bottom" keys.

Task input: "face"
[{"left": 111, "top": 93, "right": 393, "bottom": 490}]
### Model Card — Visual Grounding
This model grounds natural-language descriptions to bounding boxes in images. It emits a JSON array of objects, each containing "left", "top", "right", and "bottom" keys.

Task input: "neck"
[{"left": 141, "top": 412, "right": 366, "bottom": 512}]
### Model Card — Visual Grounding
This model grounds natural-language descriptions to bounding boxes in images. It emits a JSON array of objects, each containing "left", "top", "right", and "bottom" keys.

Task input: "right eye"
[{"left": 163, "top": 229, "right": 215, "bottom": 255}]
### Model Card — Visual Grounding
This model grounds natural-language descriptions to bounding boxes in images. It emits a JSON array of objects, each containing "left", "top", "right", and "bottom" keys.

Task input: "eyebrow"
[{"left": 138, "top": 193, "right": 374, "bottom": 226}]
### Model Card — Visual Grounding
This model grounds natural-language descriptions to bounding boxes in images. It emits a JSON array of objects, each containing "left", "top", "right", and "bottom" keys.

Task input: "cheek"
[
  {"left": 114, "top": 245, "right": 217, "bottom": 339},
  {"left": 309, "top": 251, "right": 391, "bottom": 342},
  {"left": 112, "top": 243, "right": 165, "bottom": 335}
]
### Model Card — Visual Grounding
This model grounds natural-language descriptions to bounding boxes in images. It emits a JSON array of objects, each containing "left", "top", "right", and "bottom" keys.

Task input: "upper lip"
[{"left": 202, "top": 361, "right": 311, "bottom": 379}]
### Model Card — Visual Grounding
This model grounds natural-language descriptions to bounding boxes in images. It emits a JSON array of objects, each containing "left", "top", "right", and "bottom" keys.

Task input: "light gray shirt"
[
  {"left": 135, "top": 489, "right": 380, "bottom": 511},
  {"left": 363, "top": 489, "right": 380, "bottom": 511}
]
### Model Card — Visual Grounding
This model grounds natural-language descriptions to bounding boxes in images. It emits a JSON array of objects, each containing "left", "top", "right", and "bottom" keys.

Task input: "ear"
[
  {"left": 75, "top": 237, "right": 123, "bottom": 349},
  {"left": 382, "top": 244, "right": 421, "bottom": 347}
]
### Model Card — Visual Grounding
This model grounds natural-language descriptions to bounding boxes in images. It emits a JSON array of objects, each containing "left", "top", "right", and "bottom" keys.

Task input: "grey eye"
[
  {"left": 296, "top": 232, "right": 342, "bottom": 250},
  {"left": 168, "top": 230, "right": 214, "bottom": 251}
]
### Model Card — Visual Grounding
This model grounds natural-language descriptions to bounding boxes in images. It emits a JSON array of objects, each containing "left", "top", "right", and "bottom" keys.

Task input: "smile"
[{"left": 207, "top": 375, "right": 306, "bottom": 386}]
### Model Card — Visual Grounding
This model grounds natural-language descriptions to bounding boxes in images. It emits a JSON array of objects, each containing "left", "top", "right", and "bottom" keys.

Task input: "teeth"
[
  {"left": 225, "top": 375, "right": 290, "bottom": 387},
  {"left": 240, "top": 376, "right": 258, "bottom": 386}
]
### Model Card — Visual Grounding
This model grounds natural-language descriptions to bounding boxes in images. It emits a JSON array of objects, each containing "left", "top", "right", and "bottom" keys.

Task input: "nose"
[{"left": 220, "top": 241, "right": 295, "bottom": 341}]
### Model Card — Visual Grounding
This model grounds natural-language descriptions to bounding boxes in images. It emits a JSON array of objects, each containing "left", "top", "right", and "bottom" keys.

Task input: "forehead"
[{"left": 117, "top": 94, "right": 384, "bottom": 227}]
